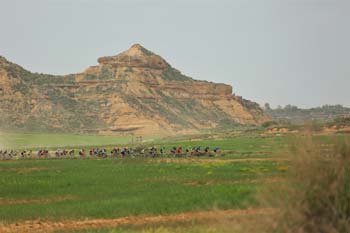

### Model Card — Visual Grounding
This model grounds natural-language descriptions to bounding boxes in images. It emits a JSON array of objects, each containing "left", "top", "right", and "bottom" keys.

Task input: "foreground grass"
[
  {"left": 260, "top": 136, "right": 350, "bottom": 233},
  {"left": 1, "top": 134, "right": 348, "bottom": 232},
  {"left": 0, "top": 158, "right": 283, "bottom": 223}
]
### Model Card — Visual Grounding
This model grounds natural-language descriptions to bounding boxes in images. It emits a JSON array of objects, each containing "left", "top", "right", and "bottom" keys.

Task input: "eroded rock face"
[
  {"left": 0, "top": 44, "right": 270, "bottom": 135},
  {"left": 97, "top": 44, "right": 170, "bottom": 70}
]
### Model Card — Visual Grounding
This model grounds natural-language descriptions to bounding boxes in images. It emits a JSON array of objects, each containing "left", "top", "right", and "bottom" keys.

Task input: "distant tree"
[
  {"left": 264, "top": 103, "right": 271, "bottom": 110},
  {"left": 284, "top": 104, "right": 298, "bottom": 112}
]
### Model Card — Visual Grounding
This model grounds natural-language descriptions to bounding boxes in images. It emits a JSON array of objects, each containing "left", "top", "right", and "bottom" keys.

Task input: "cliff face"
[{"left": 0, "top": 44, "right": 269, "bottom": 135}]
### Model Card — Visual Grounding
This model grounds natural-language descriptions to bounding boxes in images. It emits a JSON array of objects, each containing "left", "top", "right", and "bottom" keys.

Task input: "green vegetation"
[
  {"left": 0, "top": 132, "right": 160, "bottom": 150},
  {"left": 139, "top": 46, "right": 155, "bottom": 56},
  {"left": 259, "top": 136, "right": 350, "bottom": 233},
  {"left": 1, "top": 133, "right": 349, "bottom": 232},
  {"left": 83, "top": 73, "right": 98, "bottom": 81},
  {"left": 0, "top": 158, "right": 281, "bottom": 223},
  {"left": 265, "top": 104, "right": 350, "bottom": 124},
  {"left": 327, "top": 116, "right": 350, "bottom": 129},
  {"left": 161, "top": 68, "right": 192, "bottom": 81},
  {"left": 99, "top": 66, "right": 114, "bottom": 79},
  {"left": 261, "top": 121, "right": 278, "bottom": 128},
  {"left": 83, "top": 66, "right": 114, "bottom": 81}
]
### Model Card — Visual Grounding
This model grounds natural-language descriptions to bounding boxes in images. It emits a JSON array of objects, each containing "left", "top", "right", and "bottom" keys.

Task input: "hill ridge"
[{"left": 0, "top": 44, "right": 269, "bottom": 135}]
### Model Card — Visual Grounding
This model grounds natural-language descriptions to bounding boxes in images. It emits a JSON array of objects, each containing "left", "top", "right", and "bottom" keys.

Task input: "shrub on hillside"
[{"left": 261, "top": 121, "right": 279, "bottom": 128}]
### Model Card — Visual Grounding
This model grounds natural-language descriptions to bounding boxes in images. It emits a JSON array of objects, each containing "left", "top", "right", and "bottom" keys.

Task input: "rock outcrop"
[
  {"left": 0, "top": 44, "right": 270, "bottom": 135},
  {"left": 97, "top": 44, "right": 170, "bottom": 70}
]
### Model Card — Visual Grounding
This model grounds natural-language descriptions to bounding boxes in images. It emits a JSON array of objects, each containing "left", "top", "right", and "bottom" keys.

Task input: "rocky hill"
[{"left": 0, "top": 44, "right": 269, "bottom": 135}]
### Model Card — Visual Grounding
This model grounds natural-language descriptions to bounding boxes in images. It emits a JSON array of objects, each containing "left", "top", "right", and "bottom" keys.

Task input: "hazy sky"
[{"left": 0, "top": 0, "right": 349, "bottom": 108}]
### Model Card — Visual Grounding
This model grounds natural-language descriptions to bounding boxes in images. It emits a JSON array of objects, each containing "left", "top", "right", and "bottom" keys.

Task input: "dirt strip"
[
  {"left": 0, "top": 195, "right": 76, "bottom": 206},
  {"left": 150, "top": 157, "right": 290, "bottom": 164},
  {"left": 0, "top": 167, "right": 55, "bottom": 172},
  {"left": 206, "top": 158, "right": 290, "bottom": 163},
  {"left": 184, "top": 177, "right": 284, "bottom": 186},
  {"left": 0, "top": 208, "right": 276, "bottom": 233}
]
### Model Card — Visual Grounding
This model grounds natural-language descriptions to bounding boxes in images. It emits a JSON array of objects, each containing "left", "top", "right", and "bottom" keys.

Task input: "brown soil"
[
  {"left": 0, "top": 208, "right": 276, "bottom": 233},
  {"left": 229, "top": 151, "right": 273, "bottom": 155},
  {"left": 144, "top": 177, "right": 283, "bottom": 186},
  {"left": 0, "top": 195, "right": 76, "bottom": 206},
  {"left": 0, "top": 167, "right": 57, "bottom": 172},
  {"left": 149, "top": 157, "right": 290, "bottom": 164},
  {"left": 184, "top": 177, "right": 284, "bottom": 186}
]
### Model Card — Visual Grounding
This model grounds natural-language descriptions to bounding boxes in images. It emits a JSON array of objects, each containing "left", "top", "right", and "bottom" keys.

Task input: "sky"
[{"left": 0, "top": 0, "right": 349, "bottom": 108}]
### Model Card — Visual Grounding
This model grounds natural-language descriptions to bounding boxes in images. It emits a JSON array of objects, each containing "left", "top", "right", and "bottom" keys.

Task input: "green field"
[
  {"left": 0, "top": 132, "right": 161, "bottom": 150},
  {"left": 0, "top": 133, "right": 348, "bottom": 232},
  {"left": 0, "top": 158, "right": 283, "bottom": 222}
]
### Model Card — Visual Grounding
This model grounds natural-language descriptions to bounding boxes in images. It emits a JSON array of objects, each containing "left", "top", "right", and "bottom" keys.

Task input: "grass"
[
  {"left": 259, "top": 135, "right": 350, "bottom": 233},
  {"left": 0, "top": 132, "right": 161, "bottom": 150},
  {"left": 2, "top": 130, "right": 347, "bottom": 152},
  {"left": 1, "top": 133, "right": 349, "bottom": 232},
  {"left": 0, "top": 158, "right": 282, "bottom": 223},
  {"left": 155, "top": 136, "right": 287, "bottom": 152}
]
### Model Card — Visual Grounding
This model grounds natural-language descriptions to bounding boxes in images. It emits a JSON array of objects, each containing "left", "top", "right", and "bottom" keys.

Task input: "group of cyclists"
[{"left": 0, "top": 145, "right": 220, "bottom": 160}]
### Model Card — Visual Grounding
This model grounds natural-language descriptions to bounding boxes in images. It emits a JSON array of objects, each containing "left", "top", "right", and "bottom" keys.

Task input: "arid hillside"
[
  {"left": 265, "top": 104, "right": 350, "bottom": 124},
  {"left": 0, "top": 44, "right": 269, "bottom": 135}
]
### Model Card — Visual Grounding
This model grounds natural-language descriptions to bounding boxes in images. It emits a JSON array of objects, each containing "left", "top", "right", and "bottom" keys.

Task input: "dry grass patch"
[
  {"left": 0, "top": 208, "right": 276, "bottom": 233},
  {"left": 183, "top": 177, "right": 283, "bottom": 187},
  {"left": 0, "top": 195, "right": 77, "bottom": 206},
  {"left": 0, "top": 167, "right": 56, "bottom": 172}
]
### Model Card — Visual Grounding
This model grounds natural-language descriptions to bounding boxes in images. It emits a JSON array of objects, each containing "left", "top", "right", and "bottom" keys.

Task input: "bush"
[
  {"left": 262, "top": 136, "right": 350, "bottom": 233},
  {"left": 334, "top": 116, "right": 350, "bottom": 128},
  {"left": 161, "top": 68, "right": 191, "bottom": 81},
  {"left": 261, "top": 121, "right": 278, "bottom": 128}
]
